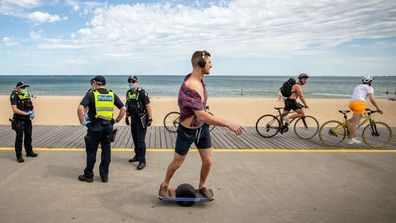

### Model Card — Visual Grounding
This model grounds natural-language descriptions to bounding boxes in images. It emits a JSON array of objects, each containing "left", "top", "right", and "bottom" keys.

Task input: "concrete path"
[{"left": 1, "top": 149, "right": 396, "bottom": 223}]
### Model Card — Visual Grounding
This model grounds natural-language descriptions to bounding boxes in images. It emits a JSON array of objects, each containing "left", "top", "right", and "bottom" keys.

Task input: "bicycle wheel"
[
  {"left": 362, "top": 121, "right": 392, "bottom": 148},
  {"left": 208, "top": 112, "right": 215, "bottom": 132},
  {"left": 163, "top": 111, "right": 180, "bottom": 133},
  {"left": 255, "top": 115, "right": 280, "bottom": 138},
  {"left": 319, "top": 120, "right": 346, "bottom": 146},
  {"left": 294, "top": 115, "right": 319, "bottom": 139}
]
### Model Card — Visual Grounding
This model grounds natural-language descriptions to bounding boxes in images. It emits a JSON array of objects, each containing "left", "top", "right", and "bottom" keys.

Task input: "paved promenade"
[{"left": 1, "top": 125, "right": 396, "bottom": 222}]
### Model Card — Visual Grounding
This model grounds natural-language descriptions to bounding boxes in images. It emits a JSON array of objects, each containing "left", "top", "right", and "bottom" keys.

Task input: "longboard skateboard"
[{"left": 159, "top": 188, "right": 214, "bottom": 206}]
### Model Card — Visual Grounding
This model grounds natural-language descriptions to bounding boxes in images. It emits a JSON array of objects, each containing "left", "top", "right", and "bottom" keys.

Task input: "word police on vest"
[{"left": 98, "top": 95, "right": 113, "bottom": 101}]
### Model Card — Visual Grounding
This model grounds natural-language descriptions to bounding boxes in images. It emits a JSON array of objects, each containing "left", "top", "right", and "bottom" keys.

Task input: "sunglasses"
[{"left": 128, "top": 80, "right": 137, "bottom": 84}]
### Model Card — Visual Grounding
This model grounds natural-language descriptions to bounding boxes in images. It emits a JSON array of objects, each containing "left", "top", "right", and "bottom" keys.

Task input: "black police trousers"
[
  {"left": 131, "top": 118, "right": 147, "bottom": 163},
  {"left": 14, "top": 119, "right": 33, "bottom": 158},
  {"left": 83, "top": 123, "right": 113, "bottom": 178}
]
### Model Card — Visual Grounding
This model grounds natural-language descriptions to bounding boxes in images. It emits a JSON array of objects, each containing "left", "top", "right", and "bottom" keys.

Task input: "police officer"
[
  {"left": 10, "top": 81, "right": 38, "bottom": 163},
  {"left": 77, "top": 75, "right": 126, "bottom": 183},
  {"left": 125, "top": 75, "right": 153, "bottom": 170}
]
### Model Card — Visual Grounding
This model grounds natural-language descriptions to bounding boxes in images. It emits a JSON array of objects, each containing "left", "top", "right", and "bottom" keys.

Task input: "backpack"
[{"left": 280, "top": 78, "right": 296, "bottom": 98}]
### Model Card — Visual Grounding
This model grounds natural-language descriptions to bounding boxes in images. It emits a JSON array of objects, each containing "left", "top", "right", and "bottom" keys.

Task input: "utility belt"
[
  {"left": 89, "top": 118, "right": 112, "bottom": 126},
  {"left": 130, "top": 111, "right": 147, "bottom": 119}
]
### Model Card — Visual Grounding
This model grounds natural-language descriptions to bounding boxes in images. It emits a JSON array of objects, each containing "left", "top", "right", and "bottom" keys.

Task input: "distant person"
[
  {"left": 10, "top": 81, "right": 38, "bottom": 163},
  {"left": 77, "top": 75, "right": 126, "bottom": 183},
  {"left": 159, "top": 50, "right": 245, "bottom": 199},
  {"left": 281, "top": 73, "right": 310, "bottom": 125},
  {"left": 347, "top": 75, "right": 383, "bottom": 144},
  {"left": 125, "top": 75, "right": 153, "bottom": 170}
]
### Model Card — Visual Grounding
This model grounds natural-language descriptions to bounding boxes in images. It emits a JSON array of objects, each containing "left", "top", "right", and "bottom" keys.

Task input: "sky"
[{"left": 0, "top": 0, "right": 396, "bottom": 76}]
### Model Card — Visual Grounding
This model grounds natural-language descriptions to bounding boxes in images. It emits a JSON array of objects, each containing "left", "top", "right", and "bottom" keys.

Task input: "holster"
[
  {"left": 110, "top": 129, "right": 118, "bottom": 142},
  {"left": 10, "top": 119, "right": 24, "bottom": 131}
]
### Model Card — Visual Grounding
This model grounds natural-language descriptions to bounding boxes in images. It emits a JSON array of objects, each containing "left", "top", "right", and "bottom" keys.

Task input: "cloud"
[
  {"left": 2, "top": 37, "right": 20, "bottom": 47},
  {"left": 0, "top": 0, "right": 41, "bottom": 16},
  {"left": 65, "top": 0, "right": 105, "bottom": 14},
  {"left": 39, "top": 0, "right": 396, "bottom": 61},
  {"left": 28, "top": 11, "right": 62, "bottom": 24},
  {"left": 1, "top": 0, "right": 41, "bottom": 8}
]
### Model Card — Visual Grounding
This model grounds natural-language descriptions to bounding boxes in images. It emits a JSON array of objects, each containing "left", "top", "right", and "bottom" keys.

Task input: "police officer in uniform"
[
  {"left": 77, "top": 75, "right": 126, "bottom": 183},
  {"left": 125, "top": 75, "right": 152, "bottom": 170},
  {"left": 10, "top": 81, "right": 38, "bottom": 163}
]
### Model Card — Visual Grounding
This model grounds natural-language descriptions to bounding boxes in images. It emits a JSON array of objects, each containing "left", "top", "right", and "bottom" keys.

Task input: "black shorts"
[
  {"left": 175, "top": 124, "right": 212, "bottom": 156},
  {"left": 284, "top": 99, "right": 303, "bottom": 112}
]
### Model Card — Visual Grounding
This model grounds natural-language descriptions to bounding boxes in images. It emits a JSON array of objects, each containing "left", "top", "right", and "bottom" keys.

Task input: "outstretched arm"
[{"left": 194, "top": 110, "right": 245, "bottom": 135}]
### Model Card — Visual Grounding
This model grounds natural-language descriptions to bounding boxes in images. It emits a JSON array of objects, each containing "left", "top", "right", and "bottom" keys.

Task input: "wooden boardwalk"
[{"left": 0, "top": 125, "right": 395, "bottom": 149}]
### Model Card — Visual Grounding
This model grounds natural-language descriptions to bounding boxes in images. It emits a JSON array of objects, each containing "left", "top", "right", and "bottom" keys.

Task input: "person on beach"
[
  {"left": 158, "top": 50, "right": 246, "bottom": 199},
  {"left": 347, "top": 75, "right": 383, "bottom": 144},
  {"left": 125, "top": 75, "right": 153, "bottom": 170},
  {"left": 10, "top": 81, "right": 38, "bottom": 163},
  {"left": 282, "top": 73, "right": 310, "bottom": 125},
  {"left": 77, "top": 75, "right": 126, "bottom": 183}
]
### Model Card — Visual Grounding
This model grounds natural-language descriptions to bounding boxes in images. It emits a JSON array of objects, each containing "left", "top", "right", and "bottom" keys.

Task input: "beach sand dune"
[{"left": 1, "top": 96, "right": 395, "bottom": 127}]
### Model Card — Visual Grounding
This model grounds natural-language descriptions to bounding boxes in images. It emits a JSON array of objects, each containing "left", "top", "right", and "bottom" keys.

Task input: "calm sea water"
[{"left": 0, "top": 75, "right": 395, "bottom": 98}]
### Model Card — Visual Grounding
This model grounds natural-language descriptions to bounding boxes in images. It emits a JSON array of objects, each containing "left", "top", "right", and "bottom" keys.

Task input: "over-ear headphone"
[{"left": 198, "top": 50, "right": 206, "bottom": 68}]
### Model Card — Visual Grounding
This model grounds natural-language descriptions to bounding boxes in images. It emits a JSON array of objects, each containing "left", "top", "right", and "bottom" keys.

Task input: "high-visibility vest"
[
  {"left": 126, "top": 88, "right": 146, "bottom": 115},
  {"left": 94, "top": 90, "right": 114, "bottom": 120},
  {"left": 12, "top": 91, "right": 33, "bottom": 112}
]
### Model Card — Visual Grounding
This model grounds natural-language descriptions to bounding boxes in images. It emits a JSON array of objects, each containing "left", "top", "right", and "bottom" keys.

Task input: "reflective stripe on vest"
[{"left": 94, "top": 90, "right": 114, "bottom": 120}]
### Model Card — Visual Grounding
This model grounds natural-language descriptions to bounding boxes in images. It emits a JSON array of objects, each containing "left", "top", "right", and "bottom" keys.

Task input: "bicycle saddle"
[
  {"left": 338, "top": 110, "right": 350, "bottom": 114},
  {"left": 274, "top": 107, "right": 283, "bottom": 110}
]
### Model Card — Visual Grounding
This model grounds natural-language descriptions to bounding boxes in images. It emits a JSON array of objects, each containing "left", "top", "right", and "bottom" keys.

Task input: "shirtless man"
[
  {"left": 159, "top": 50, "right": 245, "bottom": 199},
  {"left": 282, "top": 73, "right": 309, "bottom": 124}
]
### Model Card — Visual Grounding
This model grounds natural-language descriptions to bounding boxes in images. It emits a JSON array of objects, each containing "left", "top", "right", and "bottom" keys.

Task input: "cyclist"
[
  {"left": 347, "top": 75, "right": 383, "bottom": 144},
  {"left": 282, "top": 73, "right": 310, "bottom": 125}
]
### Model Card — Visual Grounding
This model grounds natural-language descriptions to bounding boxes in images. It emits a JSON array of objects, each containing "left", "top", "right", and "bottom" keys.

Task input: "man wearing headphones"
[
  {"left": 125, "top": 75, "right": 153, "bottom": 170},
  {"left": 159, "top": 50, "right": 245, "bottom": 199}
]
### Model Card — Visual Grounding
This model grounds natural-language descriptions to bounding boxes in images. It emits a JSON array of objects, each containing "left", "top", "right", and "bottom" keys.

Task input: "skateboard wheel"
[{"left": 176, "top": 183, "right": 196, "bottom": 207}]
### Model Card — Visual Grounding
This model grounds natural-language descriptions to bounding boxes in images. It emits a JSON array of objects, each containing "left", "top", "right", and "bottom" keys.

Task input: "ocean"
[{"left": 0, "top": 75, "right": 395, "bottom": 98}]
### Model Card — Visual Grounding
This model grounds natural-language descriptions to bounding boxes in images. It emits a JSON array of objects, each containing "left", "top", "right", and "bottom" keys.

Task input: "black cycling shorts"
[{"left": 284, "top": 99, "right": 303, "bottom": 112}]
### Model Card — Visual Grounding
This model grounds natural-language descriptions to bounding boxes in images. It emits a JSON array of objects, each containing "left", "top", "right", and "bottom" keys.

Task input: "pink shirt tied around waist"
[{"left": 178, "top": 73, "right": 208, "bottom": 128}]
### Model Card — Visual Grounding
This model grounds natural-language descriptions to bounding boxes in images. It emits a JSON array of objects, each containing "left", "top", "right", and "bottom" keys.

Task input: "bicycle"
[
  {"left": 255, "top": 107, "right": 319, "bottom": 139},
  {"left": 163, "top": 106, "right": 216, "bottom": 133},
  {"left": 319, "top": 108, "right": 392, "bottom": 148}
]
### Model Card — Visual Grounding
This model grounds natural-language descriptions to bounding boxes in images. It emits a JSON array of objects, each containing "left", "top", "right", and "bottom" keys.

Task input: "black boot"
[
  {"left": 26, "top": 152, "right": 38, "bottom": 157},
  {"left": 17, "top": 157, "right": 24, "bottom": 163},
  {"left": 137, "top": 162, "right": 146, "bottom": 170},
  {"left": 78, "top": 175, "right": 93, "bottom": 183},
  {"left": 128, "top": 156, "right": 138, "bottom": 162}
]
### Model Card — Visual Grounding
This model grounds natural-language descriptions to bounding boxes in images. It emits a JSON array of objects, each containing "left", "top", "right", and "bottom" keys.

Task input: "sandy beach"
[{"left": 0, "top": 95, "right": 395, "bottom": 127}]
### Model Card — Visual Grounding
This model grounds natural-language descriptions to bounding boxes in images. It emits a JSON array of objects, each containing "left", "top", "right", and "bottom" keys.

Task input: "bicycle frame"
[
  {"left": 340, "top": 111, "right": 375, "bottom": 135},
  {"left": 276, "top": 108, "right": 298, "bottom": 127}
]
